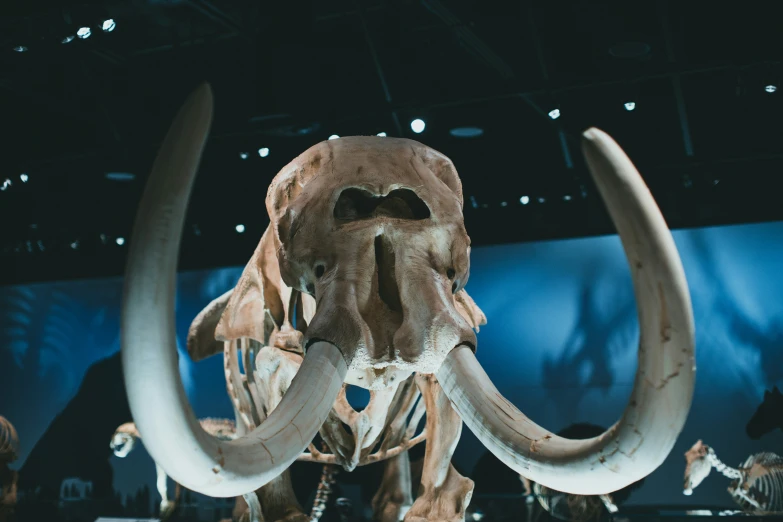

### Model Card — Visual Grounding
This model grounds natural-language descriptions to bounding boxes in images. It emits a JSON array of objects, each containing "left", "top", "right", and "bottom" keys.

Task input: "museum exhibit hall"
[{"left": 1, "top": 1, "right": 782, "bottom": 521}]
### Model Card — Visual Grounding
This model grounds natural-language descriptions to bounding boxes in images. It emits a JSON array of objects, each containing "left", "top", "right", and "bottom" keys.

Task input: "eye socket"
[
  {"left": 315, "top": 265, "right": 325, "bottom": 278},
  {"left": 446, "top": 268, "right": 456, "bottom": 279}
]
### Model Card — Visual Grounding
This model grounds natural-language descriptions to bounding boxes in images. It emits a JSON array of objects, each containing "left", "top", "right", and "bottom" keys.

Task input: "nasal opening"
[{"left": 375, "top": 234, "right": 402, "bottom": 314}]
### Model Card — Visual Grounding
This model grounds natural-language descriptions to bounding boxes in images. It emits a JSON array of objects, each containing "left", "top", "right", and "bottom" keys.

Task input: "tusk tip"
[
  {"left": 581, "top": 127, "right": 605, "bottom": 141},
  {"left": 185, "top": 82, "right": 214, "bottom": 111}
]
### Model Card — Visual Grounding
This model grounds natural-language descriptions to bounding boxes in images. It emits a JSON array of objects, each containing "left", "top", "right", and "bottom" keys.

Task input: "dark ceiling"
[{"left": 1, "top": 0, "right": 782, "bottom": 285}]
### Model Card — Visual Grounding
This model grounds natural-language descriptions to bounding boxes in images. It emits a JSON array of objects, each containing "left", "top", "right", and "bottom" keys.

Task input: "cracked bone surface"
[{"left": 123, "top": 83, "right": 694, "bottom": 505}]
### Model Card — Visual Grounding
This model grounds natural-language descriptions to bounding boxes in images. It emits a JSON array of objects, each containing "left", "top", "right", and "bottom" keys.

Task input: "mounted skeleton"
[
  {"left": 683, "top": 440, "right": 783, "bottom": 513},
  {"left": 121, "top": 84, "right": 696, "bottom": 521}
]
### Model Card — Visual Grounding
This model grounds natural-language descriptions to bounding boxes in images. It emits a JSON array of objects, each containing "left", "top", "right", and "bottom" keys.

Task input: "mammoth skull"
[
  {"left": 215, "top": 130, "right": 484, "bottom": 390},
  {"left": 121, "top": 84, "right": 696, "bottom": 499}
]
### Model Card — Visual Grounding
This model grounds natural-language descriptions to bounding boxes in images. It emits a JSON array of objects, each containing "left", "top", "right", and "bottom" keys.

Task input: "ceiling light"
[
  {"left": 520, "top": 196, "right": 529, "bottom": 205},
  {"left": 235, "top": 224, "right": 245, "bottom": 233},
  {"left": 624, "top": 101, "right": 636, "bottom": 111},
  {"left": 20, "top": 173, "right": 28, "bottom": 183},
  {"left": 105, "top": 172, "right": 135, "bottom": 182},
  {"left": 62, "top": 35, "right": 75, "bottom": 44},
  {"left": 77, "top": 27, "right": 91, "bottom": 39},
  {"left": 258, "top": 147, "right": 269, "bottom": 158},
  {"left": 449, "top": 126, "right": 484, "bottom": 138},
  {"left": 13, "top": 46, "right": 27, "bottom": 52},
  {"left": 115, "top": 237, "right": 125, "bottom": 246},
  {"left": 410, "top": 118, "right": 426, "bottom": 134},
  {"left": 500, "top": 201, "right": 507, "bottom": 207},
  {"left": 101, "top": 19, "right": 116, "bottom": 32},
  {"left": 239, "top": 152, "right": 249, "bottom": 160},
  {"left": 765, "top": 84, "right": 778, "bottom": 93},
  {"left": 328, "top": 134, "right": 339, "bottom": 140},
  {"left": 376, "top": 132, "right": 387, "bottom": 137},
  {"left": 563, "top": 194, "right": 572, "bottom": 201},
  {"left": 1, "top": 179, "right": 11, "bottom": 191},
  {"left": 538, "top": 197, "right": 546, "bottom": 203},
  {"left": 548, "top": 109, "right": 560, "bottom": 120},
  {"left": 70, "top": 240, "right": 79, "bottom": 250}
]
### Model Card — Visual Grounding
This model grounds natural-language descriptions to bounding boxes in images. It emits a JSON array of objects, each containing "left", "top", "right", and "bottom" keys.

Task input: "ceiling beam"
[
  {"left": 658, "top": 0, "right": 695, "bottom": 158},
  {"left": 353, "top": 1, "right": 403, "bottom": 136},
  {"left": 421, "top": 0, "right": 515, "bottom": 79}
]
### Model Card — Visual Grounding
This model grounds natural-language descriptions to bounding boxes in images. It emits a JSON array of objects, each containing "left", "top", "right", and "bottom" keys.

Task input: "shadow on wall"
[
  {"left": 0, "top": 284, "right": 123, "bottom": 466},
  {"left": 454, "top": 220, "right": 783, "bottom": 508},
  {"left": 18, "top": 352, "right": 130, "bottom": 501},
  {"left": 541, "top": 278, "right": 636, "bottom": 413},
  {"left": 1, "top": 221, "right": 783, "bottom": 510},
  {"left": 746, "top": 387, "right": 783, "bottom": 440}
]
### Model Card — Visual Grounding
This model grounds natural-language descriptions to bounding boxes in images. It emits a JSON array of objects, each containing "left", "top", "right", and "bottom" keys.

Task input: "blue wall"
[{"left": 2, "top": 220, "right": 782, "bottom": 508}]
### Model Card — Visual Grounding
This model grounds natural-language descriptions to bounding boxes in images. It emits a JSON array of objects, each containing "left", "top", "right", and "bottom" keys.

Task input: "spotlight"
[
  {"left": 520, "top": 195, "right": 530, "bottom": 205},
  {"left": 239, "top": 152, "right": 249, "bottom": 160},
  {"left": 624, "top": 101, "right": 636, "bottom": 111},
  {"left": 105, "top": 172, "right": 135, "bottom": 182},
  {"left": 449, "top": 126, "right": 484, "bottom": 138},
  {"left": 258, "top": 147, "right": 269, "bottom": 158},
  {"left": 101, "top": 19, "right": 116, "bottom": 32},
  {"left": 548, "top": 109, "right": 560, "bottom": 120},
  {"left": 328, "top": 134, "right": 339, "bottom": 140},
  {"left": 377, "top": 132, "right": 387, "bottom": 137},
  {"left": 20, "top": 173, "right": 28, "bottom": 183},
  {"left": 410, "top": 118, "right": 426, "bottom": 134},
  {"left": 1, "top": 179, "right": 11, "bottom": 191},
  {"left": 115, "top": 237, "right": 125, "bottom": 246},
  {"left": 765, "top": 84, "right": 778, "bottom": 93},
  {"left": 77, "top": 27, "right": 91, "bottom": 39},
  {"left": 235, "top": 224, "right": 245, "bottom": 233},
  {"left": 62, "top": 35, "right": 75, "bottom": 44},
  {"left": 13, "top": 46, "right": 27, "bottom": 52}
]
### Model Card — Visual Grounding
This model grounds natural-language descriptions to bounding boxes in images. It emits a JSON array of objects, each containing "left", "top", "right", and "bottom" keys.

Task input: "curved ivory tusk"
[
  {"left": 437, "top": 127, "right": 695, "bottom": 495},
  {"left": 121, "top": 83, "right": 347, "bottom": 497}
]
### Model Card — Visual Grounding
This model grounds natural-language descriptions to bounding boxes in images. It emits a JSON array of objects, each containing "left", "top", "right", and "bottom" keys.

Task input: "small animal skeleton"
[
  {"left": 111, "top": 418, "right": 237, "bottom": 519},
  {"left": 683, "top": 440, "right": 783, "bottom": 513},
  {"left": 519, "top": 476, "right": 617, "bottom": 522}
]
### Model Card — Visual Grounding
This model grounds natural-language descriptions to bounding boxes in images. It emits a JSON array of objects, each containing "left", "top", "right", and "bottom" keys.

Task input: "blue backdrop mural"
[{"left": 1, "top": 220, "right": 781, "bottom": 510}]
